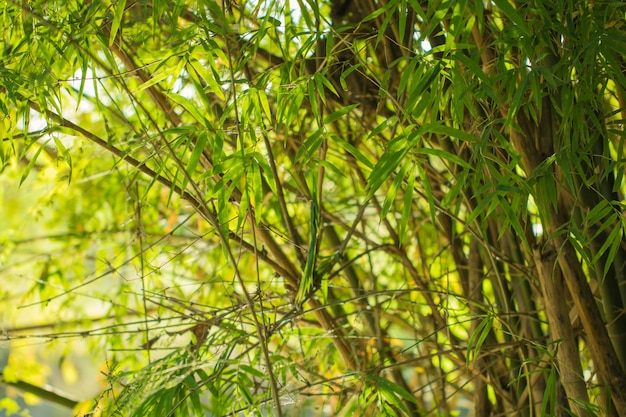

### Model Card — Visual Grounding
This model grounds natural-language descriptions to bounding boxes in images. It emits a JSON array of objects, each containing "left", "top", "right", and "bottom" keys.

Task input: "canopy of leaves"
[{"left": 1, "top": 0, "right": 626, "bottom": 416}]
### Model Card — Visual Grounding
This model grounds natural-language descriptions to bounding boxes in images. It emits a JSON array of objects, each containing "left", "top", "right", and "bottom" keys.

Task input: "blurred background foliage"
[{"left": 1, "top": 0, "right": 626, "bottom": 416}]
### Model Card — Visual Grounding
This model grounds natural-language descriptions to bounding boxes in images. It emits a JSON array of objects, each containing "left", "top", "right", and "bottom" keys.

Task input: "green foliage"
[{"left": 2, "top": 0, "right": 626, "bottom": 416}]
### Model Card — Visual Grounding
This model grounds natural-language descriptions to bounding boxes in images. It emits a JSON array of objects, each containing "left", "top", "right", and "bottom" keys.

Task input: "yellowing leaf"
[
  {"left": 0, "top": 398, "right": 20, "bottom": 415},
  {"left": 2, "top": 364, "right": 19, "bottom": 383}
]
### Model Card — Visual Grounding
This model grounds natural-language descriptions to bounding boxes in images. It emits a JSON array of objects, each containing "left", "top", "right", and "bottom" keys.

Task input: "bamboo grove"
[{"left": 1, "top": 0, "right": 626, "bottom": 416}]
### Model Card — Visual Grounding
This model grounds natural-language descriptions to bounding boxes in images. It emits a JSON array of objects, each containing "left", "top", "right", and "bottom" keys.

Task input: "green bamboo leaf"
[
  {"left": 339, "top": 64, "right": 360, "bottom": 91},
  {"left": 492, "top": 0, "right": 530, "bottom": 35},
  {"left": 313, "top": 73, "right": 328, "bottom": 106},
  {"left": 452, "top": 52, "right": 496, "bottom": 98},
  {"left": 295, "top": 0, "right": 315, "bottom": 29},
  {"left": 323, "top": 104, "right": 358, "bottom": 125},
  {"left": 467, "top": 314, "right": 493, "bottom": 364},
  {"left": 603, "top": 224, "right": 622, "bottom": 280},
  {"left": 237, "top": 372, "right": 254, "bottom": 405},
  {"left": 318, "top": 158, "right": 346, "bottom": 180},
  {"left": 134, "top": 68, "right": 171, "bottom": 93},
  {"left": 368, "top": 117, "right": 400, "bottom": 140},
  {"left": 335, "top": 396, "right": 359, "bottom": 417},
  {"left": 329, "top": 134, "right": 374, "bottom": 169},
  {"left": 360, "top": 6, "right": 387, "bottom": 23},
  {"left": 319, "top": 270, "right": 328, "bottom": 305},
  {"left": 175, "top": 134, "right": 194, "bottom": 192},
  {"left": 366, "top": 147, "right": 409, "bottom": 200},
  {"left": 416, "top": 162, "right": 436, "bottom": 225},
  {"left": 398, "top": 1, "right": 407, "bottom": 44},
  {"left": 534, "top": 65, "right": 557, "bottom": 88},
  {"left": 399, "top": 163, "right": 416, "bottom": 243},
  {"left": 421, "top": 0, "right": 453, "bottom": 40},
  {"left": 442, "top": 169, "right": 468, "bottom": 208},
  {"left": 542, "top": 367, "right": 557, "bottom": 416},
  {"left": 307, "top": 77, "right": 319, "bottom": 118},
  {"left": 74, "top": 56, "right": 89, "bottom": 110},
  {"left": 495, "top": 184, "right": 524, "bottom": 194},
  {"left": 449, "top": 0, "right": 468, "bottom": 37},
  {"left": 250, "top": 159, "right": 263, "bottom": 223},
  {"left": 590, "top": 217, "right": 621, "bottom": 275},
  {"left": 405, "top": 62, "right": 441, "bottom": 112},
  {"left": 377, "top": 377, "right": 419, "bottom": 407},
  {"left": 466, "top": 193, "right": 496, "bottom": 224},
  {"left": 315, "top": 72, "right": 339, "bottom": 101},
  {"left": 187, "top": 131, "right": 207, "bottom": 175},
  {"left": 397, "top": 57, "right": 419, "bottom": 97},
  {"left": 506, "top": 71, "right": 529, "bottom": 127},
  {"left": 381, "top": 161, "right": 409, "bottom": 219},
  {"left": 413, "top": 146, "right": 472, "bottom": 169},
  {"left": 252, "top": 151, "right": 276, "bottom": 193},
  {"left": 296, "top": 184, "right": 320, "bottom": 305},
  {"left": 498, "top": 195, "right": 528, "bottom": 249},
  {"left": 257, "top": 88, "right": 272, "bottom": 121},
  {"left": 166, "top": 92, "right": 208, "bottom": 125},
  {"left": 184, "top": 375, "right": 203, "bottom": 415},
  {"left": 377, "top": 376, "right": 413, "bottom": 415},
  {"left": 19, "top": 138, "right": 51, "bottom": 187},
  {"left": 53, "top": 137, "right": 72, "bottom": 183},
  {"left": 188, "top": 59, "right": 225, "bottom": 100},
  {"left": 295, "top": 128, "right": 324, "bottom": 163},
  {"left": 375, "top": 2, "right": 397, "bottom": 47},
  {"left": 109, "top": 0, "right": 126, "bottom": 47},
  {"left": 585, "top": 200, "right": 612, "bottom": 232},
  {"left": 367, "top": 129, "right": 420, "bottom": 199},
  {"left": 239, "top": 364, "right": 265, "bottom": 379},
  {"left": 568, "top": 228, "right": 591, "bottom": 265}
]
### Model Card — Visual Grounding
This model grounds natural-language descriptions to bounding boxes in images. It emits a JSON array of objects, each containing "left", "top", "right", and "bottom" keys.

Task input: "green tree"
[{"left": 2, "top": 0, "right": 626, "bottom": 416}]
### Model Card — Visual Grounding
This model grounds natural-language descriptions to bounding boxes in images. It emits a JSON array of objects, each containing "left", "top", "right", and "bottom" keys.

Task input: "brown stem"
[{"left": 533, "top": 246, "right": 591, "bottom": 417}]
